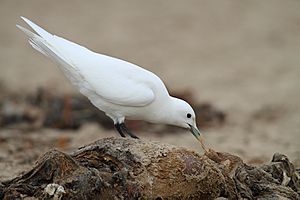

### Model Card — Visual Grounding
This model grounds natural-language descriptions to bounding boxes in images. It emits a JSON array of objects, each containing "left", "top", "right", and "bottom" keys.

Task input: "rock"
[{"left": 0, "top": 137, "right": 299, "bottom": 199}]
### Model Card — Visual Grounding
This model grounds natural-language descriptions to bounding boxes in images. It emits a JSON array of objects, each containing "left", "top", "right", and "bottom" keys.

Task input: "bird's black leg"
[
  {"left": 120, "top": 123, "right": 139, "bottom": 139},
  {"left": 115, "top": 123, "right": 126, "bottom": 137}
]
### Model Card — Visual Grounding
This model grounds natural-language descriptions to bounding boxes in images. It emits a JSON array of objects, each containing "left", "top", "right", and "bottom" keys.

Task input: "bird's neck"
[{"left": 151, "top": 96, "right": 180, "bottom": 126}]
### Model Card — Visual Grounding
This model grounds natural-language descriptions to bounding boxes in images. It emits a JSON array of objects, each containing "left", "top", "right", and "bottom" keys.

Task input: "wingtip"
[
  {"left": 16, "top": 24, "right": 34, "bottom": 37},
  {"left": 20, "top": 16, "right": 31, "bottom": 24},
  {"left": 16, "top": 24, "right": 23, "bottom": 31},
  {"left": 16, "top": 23, "right": 24, "bottom": 29},
  {"left": 18, "top": 16, "right": 31, "bottom": 28}
]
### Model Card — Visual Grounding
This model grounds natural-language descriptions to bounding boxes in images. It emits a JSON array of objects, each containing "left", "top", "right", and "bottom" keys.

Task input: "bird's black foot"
[
  {"left": 115, "top": 123, "right": 126, "bottom": 137},
  {"left": 114, "top": 123, "right": 139, "bottom": 139},
  {"left": 120, "top": 123, "right": 139, "bottom": 139}
]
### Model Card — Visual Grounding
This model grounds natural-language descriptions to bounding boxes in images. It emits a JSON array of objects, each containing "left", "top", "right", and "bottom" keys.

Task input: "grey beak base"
[{"left": 188, "top": 124, "right": 201, "bottom": 139}]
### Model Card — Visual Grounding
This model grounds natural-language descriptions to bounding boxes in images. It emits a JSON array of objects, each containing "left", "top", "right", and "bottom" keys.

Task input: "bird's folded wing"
[{"left": 84, "top": 72, "right": 155, "bottom": 107}]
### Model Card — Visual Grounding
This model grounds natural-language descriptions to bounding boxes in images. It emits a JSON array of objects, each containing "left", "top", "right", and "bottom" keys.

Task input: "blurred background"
[{"left": 0, "top": 0, "right": 299, "bottom": 179}]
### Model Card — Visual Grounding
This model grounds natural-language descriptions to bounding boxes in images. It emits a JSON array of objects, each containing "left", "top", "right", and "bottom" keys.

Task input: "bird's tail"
[
  {"left": 16, "top": 17, "right": 71, "bottom": 65},
  {"left": 16, "top": 17, "right": 89, "bottom": 87}
]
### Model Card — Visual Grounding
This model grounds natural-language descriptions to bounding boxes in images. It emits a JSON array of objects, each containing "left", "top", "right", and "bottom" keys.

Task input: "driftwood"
[{"left": 0, "top": 137, "right": 299, "bottom": 200}]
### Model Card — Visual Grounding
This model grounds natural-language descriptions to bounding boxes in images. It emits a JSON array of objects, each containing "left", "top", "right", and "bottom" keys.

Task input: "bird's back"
[{"left": 17, "top": 17, "right": 170, "bottom": 113}]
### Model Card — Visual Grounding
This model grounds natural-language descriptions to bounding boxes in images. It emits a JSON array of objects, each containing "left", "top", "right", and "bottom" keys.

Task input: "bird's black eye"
[{"left": 187, "top": 113, "right": 192, "bottom": 118}]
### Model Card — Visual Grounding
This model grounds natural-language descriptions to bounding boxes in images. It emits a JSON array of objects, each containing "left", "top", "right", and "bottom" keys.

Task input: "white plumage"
[{"left": 17, "top": 17, "right": 206, "bottom": 149}]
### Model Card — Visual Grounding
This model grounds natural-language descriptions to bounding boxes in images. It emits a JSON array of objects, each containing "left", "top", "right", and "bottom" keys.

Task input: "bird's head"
[{"left": 166, "top": 97, "right": 202, "bottom": 141}]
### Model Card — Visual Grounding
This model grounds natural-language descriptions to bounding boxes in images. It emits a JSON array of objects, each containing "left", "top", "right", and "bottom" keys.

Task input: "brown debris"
[
  {"left": 0, "top": 88, "right": 226, "bottom": 131},
  {"left": 0, "top": 138, "right": 299, "bottom": 199},
  {"left": 251, "top": 104, "right": 286, "bottom": 123}
]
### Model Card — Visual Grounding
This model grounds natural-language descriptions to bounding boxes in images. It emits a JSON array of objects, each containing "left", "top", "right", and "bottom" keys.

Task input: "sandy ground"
[{"left": 0, "top": 0, "right": 300, "bottom": 180}]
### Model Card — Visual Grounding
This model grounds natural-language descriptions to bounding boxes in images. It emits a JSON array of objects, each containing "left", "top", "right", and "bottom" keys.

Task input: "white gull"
[{"left": 17, "top": 17, "right": 206, "bottom": 150}]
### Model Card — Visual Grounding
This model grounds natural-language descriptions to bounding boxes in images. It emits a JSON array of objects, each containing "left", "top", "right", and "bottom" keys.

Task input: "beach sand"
[{"left": 0, "top": 0, "right": 299, "bottom": 180}]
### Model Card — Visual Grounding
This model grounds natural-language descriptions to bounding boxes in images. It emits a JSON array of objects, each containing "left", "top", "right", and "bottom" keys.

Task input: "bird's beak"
[
  {"left": 188, "top": 124, "right": 201, "bottom": 140},
  {"left": 188, "top": 124, "right": 207, "bottom": 151}
]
